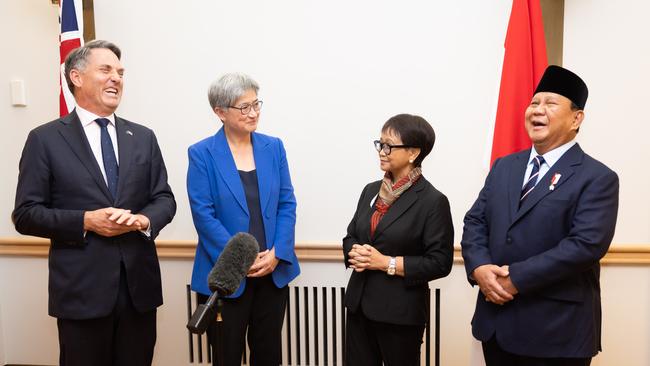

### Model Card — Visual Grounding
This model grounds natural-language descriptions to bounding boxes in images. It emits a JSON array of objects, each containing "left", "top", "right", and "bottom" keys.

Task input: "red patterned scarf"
[{"left": 370, "top": 167, "right": 422, "bottom": 237}]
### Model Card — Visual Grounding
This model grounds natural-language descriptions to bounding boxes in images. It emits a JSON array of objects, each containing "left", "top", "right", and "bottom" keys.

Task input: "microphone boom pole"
[{"left": 186, "top": 232, "right": 260, "bottom": 365}]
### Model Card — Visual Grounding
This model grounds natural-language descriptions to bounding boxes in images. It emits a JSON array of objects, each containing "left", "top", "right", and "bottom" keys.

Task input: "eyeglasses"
[
  {"left": 373, "top": 140, "right": 414, "bottom": 155},
  {"left": 229, "top": 100, "right": 263, "bottom": 115}
]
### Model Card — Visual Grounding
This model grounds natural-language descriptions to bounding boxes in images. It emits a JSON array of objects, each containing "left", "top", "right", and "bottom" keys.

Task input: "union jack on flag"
[{"left": 59, "top": 0, "right": 84, "bottom": 116}]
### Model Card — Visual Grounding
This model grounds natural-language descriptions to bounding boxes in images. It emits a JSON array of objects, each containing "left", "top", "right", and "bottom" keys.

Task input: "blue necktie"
[
  {"left": 520, "top": 155, "right": 545, "bottom": 204},
  {"left": 95, "top": 118, "right": 119, "bottom": 199}
]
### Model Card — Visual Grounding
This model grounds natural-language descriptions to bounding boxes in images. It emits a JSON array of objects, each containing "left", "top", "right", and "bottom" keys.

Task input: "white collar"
[
  {"left": 75, "top": 105, "right": 116, "bottom": 128},
  {"left": 528, "top": 140, "right": 576, "bottom": 167}
]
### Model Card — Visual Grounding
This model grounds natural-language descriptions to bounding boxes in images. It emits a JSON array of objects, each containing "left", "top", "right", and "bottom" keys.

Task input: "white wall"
[
  {"left": 3, "top": 1, "right": 646, "bottom": 245},
  {"left": 0, "top": 257, "right": 57, "bottom": 365},
  {"left": 0, "top": 1, "right": 59, "bottom": 238},
  {"left": 2, "top": 0, "right": 650, "bottom": 365},
  {"left": 564, "top": 0, "right": 650, "bottom": 243},
  {"left": 2, "top": 257, "right": 649, "bottom": 366},
  {"left": 597, "top": 265, "right": 650, "bottom": 365},
  {"left": 89, "top": 0, "right": 514, "bottom": 243},
  {"left": 0, "top": 2, "right": 58, "bottom": 361},
  {"left": 0, "top": 304, "right": 4, "bottom": 365},
  {"left": 2, "top": 3, "right": 647, "bottom": 242}
]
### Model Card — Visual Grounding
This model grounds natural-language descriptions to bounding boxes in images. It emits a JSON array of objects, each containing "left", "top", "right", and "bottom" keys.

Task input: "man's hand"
[
  {"left": 472, "top": 264, "right": 515, "bottom": 305},
  {"left": 495, "top": 265, "right": 518, "bottom": 296},
  {"left": 248, "top": 247, "right": 279, "bottom": 277},
  {"left": 84, "top": 207, "right": 149, "bottom": 237}
]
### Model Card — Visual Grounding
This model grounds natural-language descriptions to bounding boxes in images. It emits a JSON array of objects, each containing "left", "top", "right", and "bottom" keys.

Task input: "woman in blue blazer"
[{"left": 187, "top": 72, "right": 299, "bottom": 366}]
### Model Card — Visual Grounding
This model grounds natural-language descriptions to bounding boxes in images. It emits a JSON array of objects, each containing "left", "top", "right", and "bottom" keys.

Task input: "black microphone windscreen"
[{"left": 207, "top": 232, "right": 259, "bottom": 296}]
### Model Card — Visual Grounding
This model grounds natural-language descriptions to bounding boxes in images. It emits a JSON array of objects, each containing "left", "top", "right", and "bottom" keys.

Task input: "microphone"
[
  {"left": 187, "top": 232, "right": 259, "bottom": 334},
  {"left": 208, "top": 232, "right": 260, "bottom": 295}
]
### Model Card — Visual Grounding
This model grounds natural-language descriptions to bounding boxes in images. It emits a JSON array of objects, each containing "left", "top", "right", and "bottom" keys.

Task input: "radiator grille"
[{"left": 187, "top": 285, "right": 440, "bottom": 366}]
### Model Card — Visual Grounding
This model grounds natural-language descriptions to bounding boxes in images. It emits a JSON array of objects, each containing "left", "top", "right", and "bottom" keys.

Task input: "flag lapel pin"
[{"left": 549, "top": 173, "right": 562, "bottom": 191}]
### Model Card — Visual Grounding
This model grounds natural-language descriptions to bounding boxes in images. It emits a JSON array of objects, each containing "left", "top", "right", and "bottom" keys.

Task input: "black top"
[{"left": 238, "top": 170, "right": 267, "bottom": 251}]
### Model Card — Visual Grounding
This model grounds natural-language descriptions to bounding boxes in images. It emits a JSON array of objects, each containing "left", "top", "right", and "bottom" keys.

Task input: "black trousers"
[
  {"left": 482, "top": 335, "right": 592, "bottom": 366},
  {"left": 199, "top": 275, "right": 288, "bottom": 366},
  {"left": 345, "top": 309, "right": 425, "bottom": 366},
  {"left": 57, "top": 264, "right": 157, "bottom": 366}
]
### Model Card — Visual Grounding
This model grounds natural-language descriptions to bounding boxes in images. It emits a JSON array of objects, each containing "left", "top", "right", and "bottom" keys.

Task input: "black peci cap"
[{"left": 534, "top": 65, "right": 589, "bottom": 109}]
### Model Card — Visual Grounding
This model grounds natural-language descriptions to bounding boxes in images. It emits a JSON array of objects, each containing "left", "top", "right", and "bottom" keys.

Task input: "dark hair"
[
  {"left": 381, "top": 114, "right": 436, "bottom": 167},
  {"left": 64, "top": 40, "right": 122, "bottom": 93},
  {"left": 570, "top": 101, "right": 580, "bottom": 111},
  {"left": 570, "top": 101, "right": 581, "bottom": 134}
]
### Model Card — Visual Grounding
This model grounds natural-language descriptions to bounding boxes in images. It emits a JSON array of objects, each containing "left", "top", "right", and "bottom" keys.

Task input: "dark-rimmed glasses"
[
  {"left": 373, "top": 140, "right": 414, "bottom": 155},
  {"left": 229, "top": 100, "right": 263, "bottom": 115}
]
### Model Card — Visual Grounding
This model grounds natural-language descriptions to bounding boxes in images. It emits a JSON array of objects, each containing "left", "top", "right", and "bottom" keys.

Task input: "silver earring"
[{"left": 409, "top": 159, "right": 414, "bottom": 163}]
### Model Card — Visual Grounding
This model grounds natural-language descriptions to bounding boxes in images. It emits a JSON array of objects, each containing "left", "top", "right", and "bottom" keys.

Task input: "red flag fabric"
[
  {"left": 490, "top": 0, "right": 548, "bottom": 166},
  {"left": 59, "top": 0, "right": 84, "bottom": 116}
]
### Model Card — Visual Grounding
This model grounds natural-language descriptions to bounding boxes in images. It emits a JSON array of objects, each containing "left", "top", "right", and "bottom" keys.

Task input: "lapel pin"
[
  {"left": 549, "top": 173, "right": 562, "bottom": 191},
  {"left": 126, "top": 130, "right": 133, "bottom": 136}
]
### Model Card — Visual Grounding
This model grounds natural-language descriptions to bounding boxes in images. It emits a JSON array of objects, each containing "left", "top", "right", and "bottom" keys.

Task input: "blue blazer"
[
  {"left": 187, "top": 127, "right": 300, "bottom": 297},
  {"left": 461, "top": 144, "right": 619, "bottom": 358}
]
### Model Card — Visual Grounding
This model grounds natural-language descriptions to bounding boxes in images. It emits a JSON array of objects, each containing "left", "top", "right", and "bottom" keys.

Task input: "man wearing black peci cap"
[{"left": 461, "top": 65, "right": 619, "bottom": 366}]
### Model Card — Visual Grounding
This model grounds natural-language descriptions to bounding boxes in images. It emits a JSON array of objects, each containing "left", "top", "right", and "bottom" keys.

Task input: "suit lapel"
[
  {"left": 508, "top": 150, "right": 531, "bottom": 222},
  {"left": 372, "top": 181, "right": 421, "bottom": 239},
  {"left": 252, "top": 133, "right": 272, "bottom": 215},
  {"left": 115, "top": 116, "right": 134, "bottom": 202},
  {"left": 57, "top": 111, "right": 113, "bottom": 202},
  {"left": 511, "top": 144, "right": 583, "bottom": 225},
  {"left": 207, "top": 128, "right": 249, "bottom": 215}
]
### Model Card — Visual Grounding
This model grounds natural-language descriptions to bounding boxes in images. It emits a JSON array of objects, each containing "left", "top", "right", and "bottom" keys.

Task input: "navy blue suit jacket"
[
  {"left": 461, "top": 143, "right": 619, "bottom": 358},
  {"left": 187, "top": 127, "right": 300, "bottom": 297},
  {"left": 13, "top": 111, "right": 176, "bottom": 319}
]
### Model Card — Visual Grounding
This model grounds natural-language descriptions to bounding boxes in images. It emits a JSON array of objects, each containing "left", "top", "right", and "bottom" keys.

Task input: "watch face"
[{"left": 387, "top": 267, "right": 396, "bottom": 275}]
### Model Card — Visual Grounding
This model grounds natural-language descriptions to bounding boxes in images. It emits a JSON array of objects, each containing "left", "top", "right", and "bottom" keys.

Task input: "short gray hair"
[
  {"left": 64, "top": 40, "right": 121, "bottom": 93},
  {"left": 208, "top": 73, "right": 259, "bottom": 110}
]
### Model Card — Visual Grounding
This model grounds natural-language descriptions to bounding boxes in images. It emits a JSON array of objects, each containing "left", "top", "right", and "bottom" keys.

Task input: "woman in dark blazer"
[
  {"left": 343, "top": 114, "right": 454, "bottom": 366},
  {"left": 187, "top": 72, "right": 300, "bottom": 366}
]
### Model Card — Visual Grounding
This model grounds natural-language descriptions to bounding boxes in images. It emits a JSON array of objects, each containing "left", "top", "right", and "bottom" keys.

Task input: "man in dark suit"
[
  {"left": 461, "top": 65, "right": 619, "bottom": 366},
  {"left": 12, "top": 40, "right": 176, "bottom": 366}
]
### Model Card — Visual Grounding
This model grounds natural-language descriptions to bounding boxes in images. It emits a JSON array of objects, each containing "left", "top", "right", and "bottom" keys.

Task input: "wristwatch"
[{"left": 387, "top": 257, "right": 396, "bottom": 276}]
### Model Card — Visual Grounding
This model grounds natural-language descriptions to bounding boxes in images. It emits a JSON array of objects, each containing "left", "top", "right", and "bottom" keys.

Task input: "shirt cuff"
[{"left": 140, "top": 224, "right": 152, "bottom": 238}]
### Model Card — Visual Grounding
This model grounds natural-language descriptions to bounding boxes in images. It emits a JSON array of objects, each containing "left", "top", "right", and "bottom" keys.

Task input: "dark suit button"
[{"left": 506, "top": 237, "right": 512, "bottom": 244}]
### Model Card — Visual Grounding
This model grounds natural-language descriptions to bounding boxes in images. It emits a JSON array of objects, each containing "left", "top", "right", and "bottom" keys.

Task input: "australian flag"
[{"left": 59, "top": 0, "right": 84, "bottom": 116}]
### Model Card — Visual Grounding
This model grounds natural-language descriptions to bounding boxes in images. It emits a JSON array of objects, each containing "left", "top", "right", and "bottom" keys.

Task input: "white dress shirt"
[
  {"left": 75, "top": 106, "right": 119, "bottom": 185},
  {"left": 522, "top": 140, "right": 576, "bottom": 188},
  {"left": 75, "top": 107, "right": 151, "bottom": 236}
]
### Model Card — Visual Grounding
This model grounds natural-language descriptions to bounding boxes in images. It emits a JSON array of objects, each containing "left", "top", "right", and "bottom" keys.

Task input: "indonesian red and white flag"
[
  {"left": 489, "top": 0, "right": 548, "bottom": 166},
  {"left": 59, "top": 0, "right": 84, "bottom": 116},
  {"left": 472, "top": 1, "right": 548, "bottom": 364}
]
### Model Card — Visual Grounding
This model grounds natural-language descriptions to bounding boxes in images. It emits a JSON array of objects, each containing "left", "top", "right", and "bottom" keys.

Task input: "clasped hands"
[
  {"left": 472, "top": 264, "right": 518, "bottom": 305},
  {"left": 347, "top": 244, "right": 386, "bottom": 272},
  {"left": 248, "top": 247, "right": 279, "bottom": 278},
  {"left": 84, "top": 207, "right": 150, "bottom": 237}
]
